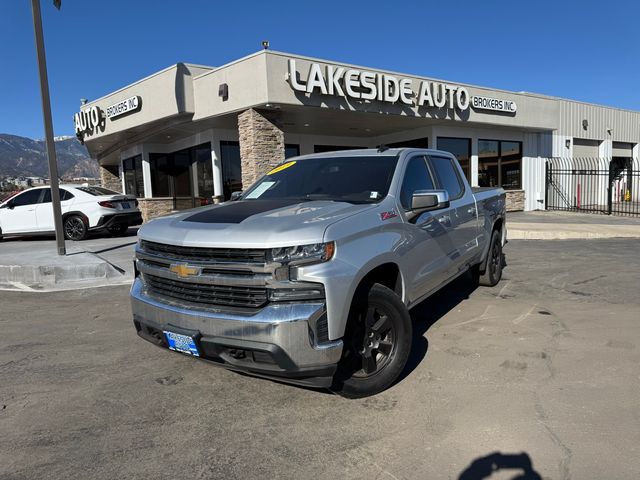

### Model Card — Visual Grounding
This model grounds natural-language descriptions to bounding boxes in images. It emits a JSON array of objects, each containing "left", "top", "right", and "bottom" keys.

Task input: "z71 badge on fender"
[{"left": 380, "top": 210, "right": 398, "bottom": 221}]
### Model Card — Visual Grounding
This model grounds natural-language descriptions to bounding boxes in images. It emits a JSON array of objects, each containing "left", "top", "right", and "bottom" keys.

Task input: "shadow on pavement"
[
  {"left": 458, "top": 451, "right": 542, "bottom": 479},
  {"left": 397, "top": 270, "right": 478, "bottom": 384}
]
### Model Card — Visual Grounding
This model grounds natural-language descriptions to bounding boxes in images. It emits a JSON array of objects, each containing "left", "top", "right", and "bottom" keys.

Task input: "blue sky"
[{"left": 1, "top": 0, "right": 639, "bottom": 139}]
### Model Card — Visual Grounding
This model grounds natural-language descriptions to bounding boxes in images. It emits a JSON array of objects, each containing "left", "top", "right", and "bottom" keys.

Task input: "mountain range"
[{"left": 0, "top": 133, "right": 99, "bottom": 178}]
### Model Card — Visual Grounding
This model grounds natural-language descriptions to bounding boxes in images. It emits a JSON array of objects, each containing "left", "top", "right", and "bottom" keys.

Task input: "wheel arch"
[
  {"left": 62, "top": 210, "right": 90, "bottom": 226},
  {"left": 329, "top": 259, "right": 405, "bottom": 340}
]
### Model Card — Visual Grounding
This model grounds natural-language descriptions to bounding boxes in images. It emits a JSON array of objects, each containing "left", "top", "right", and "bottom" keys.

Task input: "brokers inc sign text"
[{"left": 106, "top": 96, "right": 141, "bottom": 119}]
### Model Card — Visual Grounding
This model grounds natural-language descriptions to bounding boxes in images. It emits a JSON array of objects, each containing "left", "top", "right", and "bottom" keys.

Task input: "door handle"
[
  {"left": 467, "top": 207, "right": 476, "bottom": 215},
  {"left": 437, "top": 215, "right": 451, "bottom": 225}
]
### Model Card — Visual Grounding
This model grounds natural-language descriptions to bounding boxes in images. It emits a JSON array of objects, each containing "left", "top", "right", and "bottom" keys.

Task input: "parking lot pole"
[{"left": 30, "top": 0, "right": 66, "bottom": 255}]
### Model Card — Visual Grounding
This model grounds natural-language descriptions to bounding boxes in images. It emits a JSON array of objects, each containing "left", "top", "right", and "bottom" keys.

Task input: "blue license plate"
[{"left": 164, "top": 331, "right": 199, "bottom": 357}]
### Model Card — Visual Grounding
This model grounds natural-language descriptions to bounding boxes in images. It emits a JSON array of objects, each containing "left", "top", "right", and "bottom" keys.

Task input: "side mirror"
[
  {"left": 411, "top": 190, "right": 450, "bottom": 212},
  {"left": 230, "top": 191, "right": 243, "bottom": 201},
  {"left": 1, "top": 201, "right": 13, "bottom": 210}
]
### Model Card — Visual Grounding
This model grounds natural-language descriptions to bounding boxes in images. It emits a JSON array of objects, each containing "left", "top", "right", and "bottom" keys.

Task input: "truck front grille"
[
  {"left": 143, "top": 274, "right": 268, "bottom": 308},
  {"left": 140, "top": 240, "right": 267, "bottom": 264}
]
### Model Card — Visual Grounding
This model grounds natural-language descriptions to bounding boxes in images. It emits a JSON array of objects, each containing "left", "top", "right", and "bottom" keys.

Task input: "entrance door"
[{"left": 149, "top": 143, "right": 214, "bottom": 208}]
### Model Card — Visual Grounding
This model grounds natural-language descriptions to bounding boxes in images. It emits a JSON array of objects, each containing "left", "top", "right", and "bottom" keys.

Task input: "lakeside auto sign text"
[{"left": 287, "top": 59, "right": 517, "bottom": 114}]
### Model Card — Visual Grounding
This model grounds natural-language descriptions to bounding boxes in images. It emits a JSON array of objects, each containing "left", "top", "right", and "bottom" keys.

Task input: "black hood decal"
[{"left": 182, "top": 199, "right": 303, "bottom": 224}]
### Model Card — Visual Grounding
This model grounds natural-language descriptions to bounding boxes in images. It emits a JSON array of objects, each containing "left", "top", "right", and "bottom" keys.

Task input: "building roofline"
[
  {"left": 84, "top": 62, "right": 214, "bottom": 108},
  {"left": 263, "top": 50, "right": 640, "bottom": 116},
  {"left": 192, "top": 50, "right": 267, "bottom": 80},
  {"left": 84, "top": 50, "right": 640, "bottom": 117}
]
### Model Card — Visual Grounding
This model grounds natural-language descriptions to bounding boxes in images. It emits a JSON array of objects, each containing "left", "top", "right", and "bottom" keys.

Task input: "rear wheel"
[
  {"left": 107, "top": 224, "right": 128, "bottom": 236},
  {"left": 478, "top": 229, "right": 503, "bottom": 287},
  {"left": 332, "top": 283, "right": 412, "bottom": 398},
  {"left": 63, "top": 215, "right": 88, "bottom": 241}
]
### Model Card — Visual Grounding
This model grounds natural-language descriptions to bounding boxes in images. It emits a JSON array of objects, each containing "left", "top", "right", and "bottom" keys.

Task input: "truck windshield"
[{"left": 242, "top": 155, "right": 398, "bottom": 204}]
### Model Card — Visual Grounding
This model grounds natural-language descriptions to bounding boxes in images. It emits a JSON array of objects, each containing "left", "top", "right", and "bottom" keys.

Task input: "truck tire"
[
  {"left": 478, "top": 229, "right": 503, "bottom": 287},
  {"left": 332, "top": 283, "right": 412, "bottom": 398}
]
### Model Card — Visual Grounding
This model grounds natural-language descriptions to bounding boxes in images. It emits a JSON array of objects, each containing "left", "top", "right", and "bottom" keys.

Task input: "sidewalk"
[
  {"left": 508, "top": 211, "right": 640, "bottom": 239},
  {"left": 0, "top": 229, "right": 137, "bottom": 291}
]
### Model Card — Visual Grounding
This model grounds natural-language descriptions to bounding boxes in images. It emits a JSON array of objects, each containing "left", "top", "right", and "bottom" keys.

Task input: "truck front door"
[
  {"left": 398, "top": 155, "right": 457, "bottom": 303},
  {"left": 427, "top": 154, "right": 479, "bottom": 268}
]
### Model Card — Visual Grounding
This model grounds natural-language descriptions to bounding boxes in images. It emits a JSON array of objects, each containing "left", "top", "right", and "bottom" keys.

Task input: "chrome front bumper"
[{"left": 130, "top": 279, "right": 343, "bottom": 387}]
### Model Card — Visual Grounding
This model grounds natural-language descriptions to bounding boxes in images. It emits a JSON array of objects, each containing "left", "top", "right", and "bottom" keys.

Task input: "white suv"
[{"left": 0, "top": 185, "right": 142, "bottom": 241}]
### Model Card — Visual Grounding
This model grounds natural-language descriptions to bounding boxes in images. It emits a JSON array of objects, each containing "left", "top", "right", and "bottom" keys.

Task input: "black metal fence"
[{"left": 546, "top": 157, "right": 640, "bottom": 217}]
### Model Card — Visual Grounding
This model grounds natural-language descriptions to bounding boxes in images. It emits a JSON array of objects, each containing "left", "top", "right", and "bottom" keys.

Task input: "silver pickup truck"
[{"left": 131, "top": 148, "right": 506, "bottom": 397}]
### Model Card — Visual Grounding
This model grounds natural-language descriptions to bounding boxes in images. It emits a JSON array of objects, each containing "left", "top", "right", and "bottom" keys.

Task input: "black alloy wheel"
[
  {"left": 352, "top": 305, "right": 396, "bottom": 378},
  {"left": 63, "top": 215, "right": 88, "bottom": 241},
  {"left": 333, "top": 283, "right": 412, "bottom": 398}
]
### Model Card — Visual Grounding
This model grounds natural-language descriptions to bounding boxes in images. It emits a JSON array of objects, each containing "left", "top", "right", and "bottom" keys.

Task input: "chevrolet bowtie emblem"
[{"left": 169, "top": 263, "right": 201, "bottom": 278}]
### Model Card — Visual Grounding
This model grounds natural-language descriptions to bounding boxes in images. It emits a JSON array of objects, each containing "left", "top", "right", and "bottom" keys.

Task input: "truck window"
[
  {"left": 429, "top": 155, "right": 464, "bottom": 200},
  {"left": 243, "top": 155, "right": 398, "bottom": 204},
  {"left": 399, "top": 156, "right": 435, "bottom": 210}
]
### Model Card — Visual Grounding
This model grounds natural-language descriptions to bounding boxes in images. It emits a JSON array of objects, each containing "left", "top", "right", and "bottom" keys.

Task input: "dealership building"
[{"left": 75, "top": 50, "right": 640, "bottom": 220}]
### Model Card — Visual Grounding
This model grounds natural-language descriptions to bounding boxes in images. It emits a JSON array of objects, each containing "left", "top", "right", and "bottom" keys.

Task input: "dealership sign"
[
  {"left": 106, "top": 95, "right": 141, "bottom": 119},
  {"left": 287, "top": 59, "right": 516, "bottom": 114},
  {"left": 74, "top": 106, "right": 103, "bottom": 135},
  {"left": 471, "top": 95, "right": 517, "bottom": 113}
]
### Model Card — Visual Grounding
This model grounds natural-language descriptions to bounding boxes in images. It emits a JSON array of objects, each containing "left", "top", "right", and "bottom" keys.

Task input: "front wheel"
[
  {"left": 332, "top": 283, "right": 412, "bottom": 398},
  {"left": 63, "top": 215, "right": 88, "bottom": 241}
]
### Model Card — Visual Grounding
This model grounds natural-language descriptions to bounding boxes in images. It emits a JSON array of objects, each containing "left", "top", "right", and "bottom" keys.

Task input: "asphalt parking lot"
[{"left": 1, "top": 239, "right": 639, "bottom": 479}]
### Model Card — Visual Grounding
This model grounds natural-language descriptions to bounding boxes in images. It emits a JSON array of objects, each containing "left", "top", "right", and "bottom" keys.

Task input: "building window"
[
  {"left": 313, "top": 145, "right": 365, "bottom": 153},
  {"left": 149, "top": 153, "right": 171, "bottom": 197},
  {"left": 220, "top": 141, "right": 242, "bottom": 200},
  {"left": 149, "top": 143, "right": 213, "bottom": 203},
  {"left": 195, "top": 144, "right": 214, "bottom": 201},
  {"left": 387, "top": 137, "right": 429, "bottom": 149},
  {"left": 123, "top": 155, "right": 144, "bottom": 197},
  {"left": 285, "top": 144, "right": 300, "bottom": 159},
  {"left": 437, "top": 137, "right": 471, "bottom": 181},
  {"left": 478, "top": 140, "right": 522, "bottom": 190}
]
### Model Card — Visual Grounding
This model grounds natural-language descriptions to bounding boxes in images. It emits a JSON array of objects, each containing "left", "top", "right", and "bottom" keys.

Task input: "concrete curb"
[
  {"left": 0, "top": 251, "right": 129, "bottom": 291},
  {"left": 508, "top": 222, "right": 640, "bottom": 240}
]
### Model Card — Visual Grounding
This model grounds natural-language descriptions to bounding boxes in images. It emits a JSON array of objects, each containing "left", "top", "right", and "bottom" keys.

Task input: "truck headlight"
[{"left": 270, "top": 242, "right": 335, "bottom": 265}]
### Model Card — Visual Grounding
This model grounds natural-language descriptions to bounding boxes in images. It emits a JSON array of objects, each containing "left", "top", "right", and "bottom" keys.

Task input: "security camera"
[{"left": 262, "top": 40, "right": 269, "bottom": 50}]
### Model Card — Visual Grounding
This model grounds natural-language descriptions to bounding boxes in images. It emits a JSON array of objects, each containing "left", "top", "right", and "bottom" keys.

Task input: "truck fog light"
[{"left": 268, "top": 287, "right": 325, "bottom": 302}]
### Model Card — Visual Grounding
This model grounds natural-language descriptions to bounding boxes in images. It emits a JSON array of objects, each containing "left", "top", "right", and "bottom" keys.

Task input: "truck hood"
[{"left": 138, "top": 199, "right": 375, "bottom": 248}]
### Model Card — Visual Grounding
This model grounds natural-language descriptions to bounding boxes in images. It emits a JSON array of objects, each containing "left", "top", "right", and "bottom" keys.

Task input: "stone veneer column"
[
  {"left": 238, "top": 108, "right": 285, "bottom": 189},
  {"left": 100, "top": 165, "right": 122, "bottom": 192}
]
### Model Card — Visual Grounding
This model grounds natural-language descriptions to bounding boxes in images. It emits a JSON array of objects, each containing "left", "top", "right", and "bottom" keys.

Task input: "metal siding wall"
[
  {"left": 523, "top": 132, "right": 549, "bottom": 211},
  {"left": 559, "top": 101, "right": 640, "bottom": 143}
]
